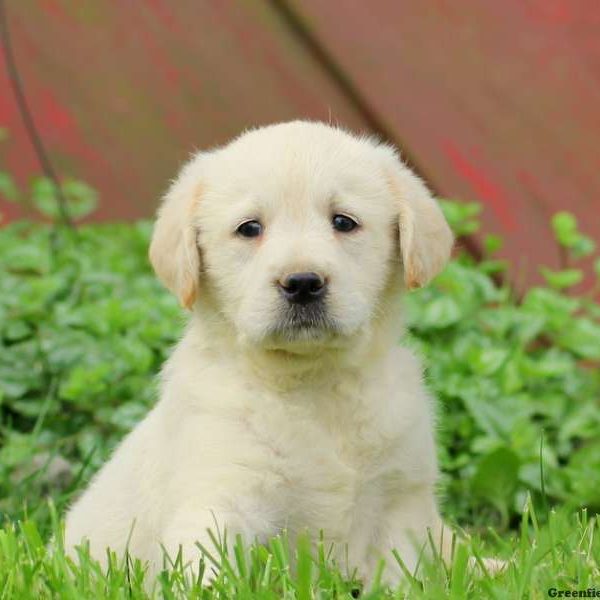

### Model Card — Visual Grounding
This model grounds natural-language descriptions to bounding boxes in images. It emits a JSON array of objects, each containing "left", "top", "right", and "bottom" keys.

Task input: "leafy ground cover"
[{"left": 0, "top": 193, "right": 599, "bottom": 597}]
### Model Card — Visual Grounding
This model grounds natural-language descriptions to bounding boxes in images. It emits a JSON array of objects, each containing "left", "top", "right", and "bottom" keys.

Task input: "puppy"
[{"left": 64, "top": 121, "right": 455, "bottom": 585}]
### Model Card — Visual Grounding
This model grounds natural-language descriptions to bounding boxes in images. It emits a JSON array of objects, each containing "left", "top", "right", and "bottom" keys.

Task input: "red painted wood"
[
  {"left": 289, "top": 0, "right": 600, "bottom": 286},
  {"left": 0, "top": 0, "right": 368, "bottom": 221},
  {"left": 1, "top": 0, "right": 599, "bottom": 287}
]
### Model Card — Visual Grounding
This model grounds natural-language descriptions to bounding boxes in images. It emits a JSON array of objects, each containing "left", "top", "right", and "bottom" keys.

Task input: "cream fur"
[{"left": 64, "top": 121, "right": 456, "bottom": 584}]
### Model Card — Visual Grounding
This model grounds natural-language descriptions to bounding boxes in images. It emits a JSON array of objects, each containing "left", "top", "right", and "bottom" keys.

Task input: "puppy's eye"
[
  {"left": 332, "top": 214, "right": 359, "bottom": 233},
  {"left": 236, "top": 220, "right": 263, "bottom": 238}
]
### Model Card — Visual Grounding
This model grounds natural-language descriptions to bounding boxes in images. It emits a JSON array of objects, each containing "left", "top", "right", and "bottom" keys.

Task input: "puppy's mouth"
[{"left": 269, "top": 303, "right": 339, "bottom": 343}]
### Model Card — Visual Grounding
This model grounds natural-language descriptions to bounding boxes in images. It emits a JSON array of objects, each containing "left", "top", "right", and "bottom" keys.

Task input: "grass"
[{"left": 1, "top": 503, "right": 599, "bottom": 598}]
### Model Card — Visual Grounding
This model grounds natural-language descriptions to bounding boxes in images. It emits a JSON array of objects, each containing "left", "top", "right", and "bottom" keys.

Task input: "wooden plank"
[
  {"left": 0, "top": 0, "right": 369, "bottom": 221},
  {"left": 289, "top": 0, "right": 600, "bottom": 286},
  {"left": 2, "top": 0, "right": 599, "bottom": 287}
]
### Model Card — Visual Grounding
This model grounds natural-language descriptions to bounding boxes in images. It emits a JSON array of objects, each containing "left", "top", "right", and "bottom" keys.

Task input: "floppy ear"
[
  {"left": 386, "top": 156, "right": 454, "bottom": 289},
  {"left": 149, "top": 159, "right": 202, "bottom": 309}
]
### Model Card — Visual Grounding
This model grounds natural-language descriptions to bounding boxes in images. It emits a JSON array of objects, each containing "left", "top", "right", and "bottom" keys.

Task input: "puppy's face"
[{"left": 150, "top": 122, "right": 453, "bottom": 350}]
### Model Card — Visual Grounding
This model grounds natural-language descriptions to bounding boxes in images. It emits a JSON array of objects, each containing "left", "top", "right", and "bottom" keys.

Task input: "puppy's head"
[{"left": 150, "top": 122, "right": 452, "bottom": 350}]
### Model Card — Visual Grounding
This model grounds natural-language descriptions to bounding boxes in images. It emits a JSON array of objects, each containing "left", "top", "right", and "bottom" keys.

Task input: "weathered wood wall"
[{"left": 1, "top": 0, "right": 599, "bottom": 286}]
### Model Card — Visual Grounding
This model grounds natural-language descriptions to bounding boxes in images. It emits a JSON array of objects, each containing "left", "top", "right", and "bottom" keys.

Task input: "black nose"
[{"left": 278, "top": 272, "right": 326, "bottom": 304}]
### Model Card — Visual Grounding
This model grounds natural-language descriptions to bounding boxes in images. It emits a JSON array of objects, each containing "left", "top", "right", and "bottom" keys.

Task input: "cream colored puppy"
[{"left": 65, "top": 121, "right": 455, "bottom": 584}]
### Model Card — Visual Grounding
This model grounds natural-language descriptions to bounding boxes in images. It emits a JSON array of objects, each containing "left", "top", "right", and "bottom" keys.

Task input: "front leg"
[
  {"left": 155, "top": 497, "right": 280, "bottom": 585},
  {"left": 157, "top": 507, "right": 243, "bottom": 583},
  {"left": 368, "top": 487, "right": 506, "bottom": 588},
  {"left": 366, "top": 485, "right": 450, "bottom": 587}
]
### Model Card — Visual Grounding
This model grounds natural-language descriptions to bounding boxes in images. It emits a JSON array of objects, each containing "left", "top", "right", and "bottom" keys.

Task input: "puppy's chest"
[
  {"left": 247, "top": 380, "right": 403, "bottom": 496},
  {"left": 235, "top": 385, "right": 407, "bottom": 538}
]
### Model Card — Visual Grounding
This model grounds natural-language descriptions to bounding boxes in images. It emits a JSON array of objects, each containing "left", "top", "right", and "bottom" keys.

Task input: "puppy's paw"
[{"left": 468, "top": 556, "right": 507, "bottom": 576}]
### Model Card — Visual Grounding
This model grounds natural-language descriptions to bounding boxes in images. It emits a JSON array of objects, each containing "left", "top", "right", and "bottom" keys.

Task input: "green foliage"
[
  {"left": 0, "top": 136, "right": 97, "bottom": 223},
  {"left": 0, "top": 220, "right": 182, "bottom": 526},
  {"left": 0, "top": 172, "right": 19, "bottom": 203},
  {"left": 407, "top": 204, "right": 600, "bottom": 530},
  {"left": 551, "top": 212, "right": 596, "bottom": 258},
  {"left": 439, "top": 200, "right": 481, "bottom": 237}
]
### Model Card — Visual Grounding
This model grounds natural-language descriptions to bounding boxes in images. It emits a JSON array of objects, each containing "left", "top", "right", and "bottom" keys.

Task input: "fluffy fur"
[{"left": 64, "top": 121, "right": 456, "bottom": 584}]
